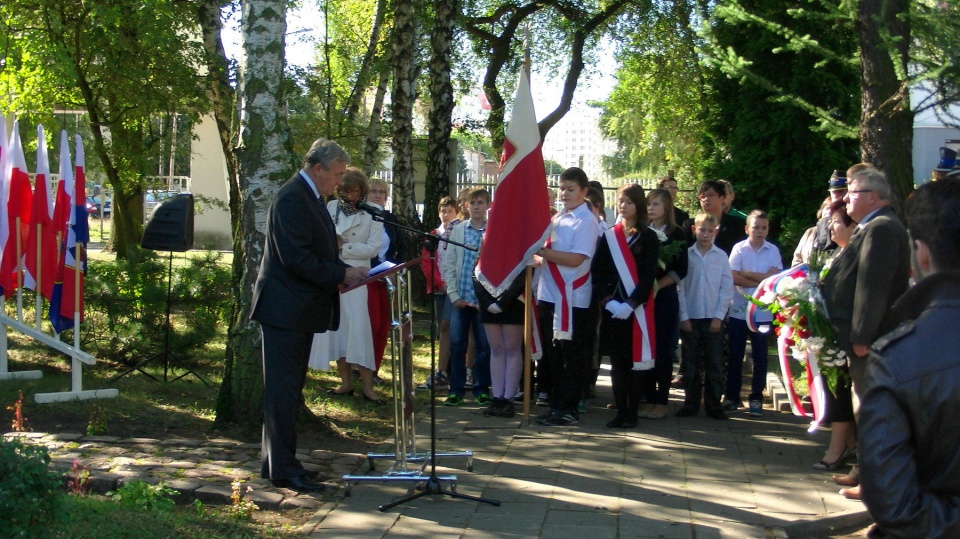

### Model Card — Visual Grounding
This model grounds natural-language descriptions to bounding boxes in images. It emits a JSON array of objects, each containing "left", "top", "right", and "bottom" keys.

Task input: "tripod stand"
[
  {"left": 371, "top": 223, "right": 499, "bottom": 511},
  {"left": 110, "top": 251, "right": 211, "bottom": 387}
]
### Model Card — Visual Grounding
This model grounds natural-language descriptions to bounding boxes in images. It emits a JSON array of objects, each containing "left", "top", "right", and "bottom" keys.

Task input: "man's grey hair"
[
  {"left": 850, "top": 167, "right": 891, "bottom": 201},
  {"left": 303, "top": 138, "right": 351, "bottom": 169}
]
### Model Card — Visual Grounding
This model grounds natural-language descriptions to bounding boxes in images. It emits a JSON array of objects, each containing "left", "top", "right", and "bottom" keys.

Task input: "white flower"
[
  {"left": 653, "top": 228, "right": 668, "bottom": 242},
  {"left": 791, "top": 346, "right": 807, "bottom": 362},
  {"left": 758, "top": 290, "right": 777, "bottom": 304}
]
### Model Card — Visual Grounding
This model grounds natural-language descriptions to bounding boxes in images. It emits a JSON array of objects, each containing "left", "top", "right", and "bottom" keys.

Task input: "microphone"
[{"left": 358, "top": 201, "right": 386, "bottom": 218}]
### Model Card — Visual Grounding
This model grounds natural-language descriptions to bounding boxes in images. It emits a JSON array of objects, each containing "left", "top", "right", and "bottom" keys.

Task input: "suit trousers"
[{"left": 260, "top": 323, "right": 312, "bottom": 481}]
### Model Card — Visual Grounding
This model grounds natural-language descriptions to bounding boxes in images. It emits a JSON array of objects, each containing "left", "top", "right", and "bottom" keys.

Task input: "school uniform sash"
[
  {"left": 605, "top": 224, "right": 656, "bottom": 369},
  {"left": 544, "top": 234, "right": 590, "bottom": 341}
]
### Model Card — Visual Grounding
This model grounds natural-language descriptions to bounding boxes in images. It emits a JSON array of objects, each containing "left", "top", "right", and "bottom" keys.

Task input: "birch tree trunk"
[
  {"left": 390, "top": 0, "right": 421, "bottom": 232},
  {"left": 215, "top": 0, "right": 296, "bottom": 427},
  {"left": 424, "top": 0, "right": 458, "bottom": 232}
]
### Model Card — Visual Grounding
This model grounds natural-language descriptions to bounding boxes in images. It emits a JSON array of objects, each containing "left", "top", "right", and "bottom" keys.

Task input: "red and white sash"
[
  {"left": 544, "top": 234, "right": 590, "bottom": 340},
  {"left": 605, "top": 224, "right": 656, "bottom": 368}
]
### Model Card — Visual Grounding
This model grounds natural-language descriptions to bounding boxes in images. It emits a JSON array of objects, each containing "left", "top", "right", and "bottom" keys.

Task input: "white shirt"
[
  {"left": 678, "top": 242, "right": 734, "bottom": 321},
  {"left": 728, "top": 239, "right": 782, "bottom": 321},
  {"left": 536, "top": 202, "right": 599, "bottom": 308}
]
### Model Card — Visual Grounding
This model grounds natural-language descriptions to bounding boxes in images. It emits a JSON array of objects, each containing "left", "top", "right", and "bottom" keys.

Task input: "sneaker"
[
  {"left": 417, "top": 371, "right": 450, "bottom": 390},
  {"left": 541, "top": 412, "right": 579, "bottom": 427},
  {"left": 475, "top": 393, "right": 491, "bottom": 405},
  {"left": 721, "top": 399, "right": 741, "bottom": 411},
  {"left": 749, "top": 400, "right": 763, "bottom": 416},
  {"left": 535, "top": 392, "right": 550, "bottom": 407},
  {"left": 513, "top": 390, "right": 524, "bottom": 402},
  {"left": 444, "top": 394, "right": 462, "bottom": 406},
  {"left": 534, "top": 410, "right": 558, "bottom": 424},
  {"left": 577, "top": 399, "right": 589, "bottom": 414}
]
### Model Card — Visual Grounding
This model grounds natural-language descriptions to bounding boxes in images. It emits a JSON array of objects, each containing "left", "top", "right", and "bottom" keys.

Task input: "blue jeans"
[
  {"left": 448, "top": 304, "right": 490, "bottom": 397},
  {"left": 725, "top": 317, "right": 769, "bottom": 403}
]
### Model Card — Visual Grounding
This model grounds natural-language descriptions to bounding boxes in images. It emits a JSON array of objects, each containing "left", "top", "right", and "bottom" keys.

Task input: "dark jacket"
[
  {"left": 251, "top": 174, "right": 347, "bottom": 333},
  {"left": 592, "top": 225, "right": 660, "bottom": 308},
  {"left": 860, "top": 271, "right": 960, "bottom": 538},
  {"left": 820, "top": 206, "right": 910, "bottom": 347},
  {"left": 372, "top": 210, "right": 408, "bottom": 266},
  {"left": 655, "top": 225, "right": 689, "bottom": 286},
  {"left": 681, "top": 212, "right": 747, "bottom": 255}
]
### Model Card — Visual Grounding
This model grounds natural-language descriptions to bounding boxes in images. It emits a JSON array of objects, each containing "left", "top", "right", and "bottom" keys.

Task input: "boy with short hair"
[
  {"left": 724, "top": 210, "right": 782, "bottom": 416},
  {"left": 441, "top": 188, "right": 492, "bottom": 405},
  {"left": 677, "top": 212, "right": 734, "bottom": 420},
  {"left": 534, "top": 167, "right": 601, "bottom": 426},
  {"left": 418, "top": 196, "right": 458, "bottom": 390}
]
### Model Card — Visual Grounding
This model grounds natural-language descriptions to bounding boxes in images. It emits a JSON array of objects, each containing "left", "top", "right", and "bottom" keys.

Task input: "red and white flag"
[
  {"left": 475, "top": 69, "right": 551, "bottom": 297},
  {"left": 0, "top": 121, "right": 33, "bottom": 298},
  {"left": 24, "top": 125, "right": 58, "bottom": 299}
]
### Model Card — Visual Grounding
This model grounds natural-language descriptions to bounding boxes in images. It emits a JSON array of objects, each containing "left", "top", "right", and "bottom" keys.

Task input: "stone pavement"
[
  {"left": 4, "top": 368, "right": 872, "bottom": 537},
  {"left": 305, "top": 369, "right": 872, "bottom": 538}
]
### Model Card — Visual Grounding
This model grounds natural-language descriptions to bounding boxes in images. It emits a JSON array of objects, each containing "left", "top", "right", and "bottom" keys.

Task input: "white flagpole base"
[{"left": 34, "top": 388, "right": 119, "bottom": 403}]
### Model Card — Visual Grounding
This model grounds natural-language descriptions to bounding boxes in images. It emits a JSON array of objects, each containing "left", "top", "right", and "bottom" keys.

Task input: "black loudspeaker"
[{"left": 141, "top": 193, "right": 194, "bottom": 252}]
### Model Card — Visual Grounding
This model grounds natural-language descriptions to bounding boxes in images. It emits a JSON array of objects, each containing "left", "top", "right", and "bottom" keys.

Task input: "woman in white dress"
[{"left": 309, "top": 168, "right": 385, "bottom": 403}]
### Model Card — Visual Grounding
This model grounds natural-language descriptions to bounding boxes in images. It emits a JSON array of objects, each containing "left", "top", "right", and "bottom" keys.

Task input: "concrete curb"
[{"left": 778, "top": 508, "right": 873, "bottom": 538}]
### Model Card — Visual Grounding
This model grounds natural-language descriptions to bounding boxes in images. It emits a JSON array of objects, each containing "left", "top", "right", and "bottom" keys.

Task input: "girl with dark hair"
[{"left": 591, "top": 184, "right": 660, "bottom": 428}]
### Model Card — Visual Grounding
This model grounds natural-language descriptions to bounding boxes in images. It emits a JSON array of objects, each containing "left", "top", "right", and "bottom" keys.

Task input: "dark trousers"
[
  {"left": 641, "top": 284, "right": 679, "bottom": 405},
  {"left": 681, "top": 318, "right": 726, "bottom": 412},
  {"left": 605, "top": 315, "right": 643, "bottom": 418},
  {"left": 539, "top": 301, "right": 592, "bottom": 414},
  {"left": 724, "top": 317, "right": 769, "bottom": 403},
  {"left": 260, "top": 323, "right": 311, "bottom": 481}
]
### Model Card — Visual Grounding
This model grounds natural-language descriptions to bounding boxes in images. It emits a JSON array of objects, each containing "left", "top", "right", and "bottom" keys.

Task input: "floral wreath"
[{"left": 747, "top": 262, "right": 849, "bottom": 433}]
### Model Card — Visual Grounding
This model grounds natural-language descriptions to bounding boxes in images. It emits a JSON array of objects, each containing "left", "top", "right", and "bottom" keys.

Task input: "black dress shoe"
[
  {"left": 676, "top": 405, "right": 698, "bottom": 417},
  {"left": 273, "top": 474, "right": 325, "bottom": 493},
  {"left": 326, "top": 388, "right": 354, "bottom": 396}
]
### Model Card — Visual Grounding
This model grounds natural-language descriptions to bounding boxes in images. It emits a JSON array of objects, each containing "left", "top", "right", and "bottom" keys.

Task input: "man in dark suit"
[
  {"left": 820, "top": 165, "right": 910, "bottom": 499},
  {"left": 251, "top": 138, "right": 368, "bottom": 493}
]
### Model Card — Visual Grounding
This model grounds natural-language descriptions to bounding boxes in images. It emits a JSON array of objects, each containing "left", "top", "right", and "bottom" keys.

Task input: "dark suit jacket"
[
  {"left": 681, "top": 212, "right": 747, "bottom": 255},
  {"left": 251, "top": 173, "right": 347, "bottom": 333},
  {"left": 820, "top": 206, "right": 910, "bottom": 347}
]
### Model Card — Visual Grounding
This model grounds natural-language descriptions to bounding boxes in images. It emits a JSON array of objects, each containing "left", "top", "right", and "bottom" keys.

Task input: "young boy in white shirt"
[
  {"left": 677, "top": 212, "right": 734, "bottom": 420},
  {"left": 724, "top": 210, "right": 782, "bottom": 416},
  {"left": 533, "top": 167, "right": 600, "bottom": 426}
]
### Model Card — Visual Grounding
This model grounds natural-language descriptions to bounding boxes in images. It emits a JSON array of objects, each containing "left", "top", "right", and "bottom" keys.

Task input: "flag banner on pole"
[
  {"left": 49, "top": 131, "right": 75, "bottom": 333},
  {"left": 49, "top": 135, "right": 87, "bottom": 333},
  {"left": 475, "top": 69, "right": 551, "bottom": 298},
  {"left": 24, "top": 125, "right": 58, "bottom": 299},
  {"left": 0, "top": 121, "right": 33, "bottom": 298}
]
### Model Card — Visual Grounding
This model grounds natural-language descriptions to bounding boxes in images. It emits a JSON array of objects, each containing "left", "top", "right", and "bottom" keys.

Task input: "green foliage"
[
  {"left": 108, "top": 480, "right": 179, "bottom": 512},
  {"left": 86, "top": 405, "right": 110, "bottom": 436},
  {"left": 0, "top": 438, "right": 63, "bottom": 538},
  {"left": 698, "top": 0, "right": 861, "bottom": 253},
  {"left": 79, "top": 250, "right": 231, "bottom": 364}
]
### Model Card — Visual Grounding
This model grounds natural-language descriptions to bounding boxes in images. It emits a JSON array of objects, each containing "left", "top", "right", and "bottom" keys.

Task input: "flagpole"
[
  {"left": 522, "top": 265, "right": 533, "bottom": 424},
  {"left": 34, "top": 224, "right": 42, "bottom": 330},
  {"left": 15, "top": 218, "right": 23, "bottom": 321}
]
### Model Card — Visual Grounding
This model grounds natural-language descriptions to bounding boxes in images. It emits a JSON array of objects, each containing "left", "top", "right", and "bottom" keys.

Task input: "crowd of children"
[{"left": 420, "top": 169, "right": 785, "bottom": 427}]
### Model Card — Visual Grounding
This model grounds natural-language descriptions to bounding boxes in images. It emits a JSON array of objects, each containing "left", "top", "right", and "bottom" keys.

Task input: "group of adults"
[{"left": 246, "top": 137, "right": 960, "bottom": 539}]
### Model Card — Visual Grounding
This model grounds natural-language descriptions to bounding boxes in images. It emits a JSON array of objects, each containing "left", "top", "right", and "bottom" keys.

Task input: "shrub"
[
  {"left": 0, "top": 438, "right": 63, "bottom": 537},
  {"left": 108, "top": 479, "right": 179, "bottom": 512},
  {"left": 78, "top": 250, "right": 231, "bottom": 365}
]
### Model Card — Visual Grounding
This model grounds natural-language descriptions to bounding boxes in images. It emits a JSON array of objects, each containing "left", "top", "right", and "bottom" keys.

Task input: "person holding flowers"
[{"left": 643, "top": 188, "right": 687, "bottom": 419}]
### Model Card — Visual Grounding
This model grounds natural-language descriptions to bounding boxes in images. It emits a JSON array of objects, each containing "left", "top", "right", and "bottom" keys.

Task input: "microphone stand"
[{"left": 363, "top": 209, "right": 499, "bottom": 511}]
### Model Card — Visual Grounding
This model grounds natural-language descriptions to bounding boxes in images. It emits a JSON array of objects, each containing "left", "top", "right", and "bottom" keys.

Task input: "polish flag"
[
  {"left": 0, "top": 121, "right": 33, "bottom": 298},
  {"left": 24, "top": 125, "right": 58, "bottom": 299},
  {"left": 475, "top": 69, "right": 551, "bottom": 297}
]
